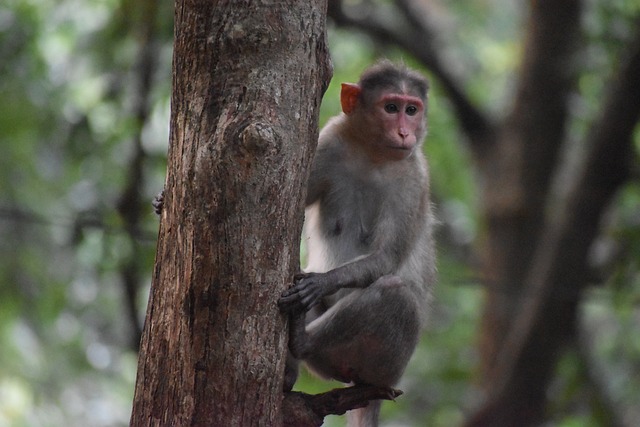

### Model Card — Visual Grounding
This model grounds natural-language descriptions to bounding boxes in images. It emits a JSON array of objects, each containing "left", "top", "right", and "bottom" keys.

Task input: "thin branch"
[
  {"left": 282, "top": 385, "right": 402, "bottom": 427},
  {"left": 328, "top": 0, "right": 493, "bottom": 148}
]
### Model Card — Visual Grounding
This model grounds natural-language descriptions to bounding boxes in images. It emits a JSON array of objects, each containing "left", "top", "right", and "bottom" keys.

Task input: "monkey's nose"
[{"left": 398, "top": 128, "right": 409, "bottom": 139}]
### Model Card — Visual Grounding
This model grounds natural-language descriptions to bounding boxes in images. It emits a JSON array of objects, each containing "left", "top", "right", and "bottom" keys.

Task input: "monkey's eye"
[
  {"left": 406, "top": 105, "right": 418, "bottom": 116},
  {"left": 384, "top": 103, "right": 399, "bottom": 113}
]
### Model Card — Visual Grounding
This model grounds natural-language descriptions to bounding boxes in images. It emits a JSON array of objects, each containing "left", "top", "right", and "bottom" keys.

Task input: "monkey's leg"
[
  {"left": 284, "top": 303, "right": 330, "bottom": 391},
  {"left": 283, "top": 352, "right": 299, "bottom": 392},
  {"left": 299, "top": 275, "right": 422, "bottom": 387},
  {"left": 287, "top": 308, "right": 311, "bottom": 360}
]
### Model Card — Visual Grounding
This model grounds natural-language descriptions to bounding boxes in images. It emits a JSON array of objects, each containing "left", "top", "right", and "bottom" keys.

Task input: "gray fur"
[{"left": 279, "top": 63, "right": 435, "bottom": 426}]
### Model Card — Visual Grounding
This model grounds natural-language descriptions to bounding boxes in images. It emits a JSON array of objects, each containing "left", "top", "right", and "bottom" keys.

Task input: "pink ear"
[{"left": 340, "top": 83, "right": 361, "bottom": 114}]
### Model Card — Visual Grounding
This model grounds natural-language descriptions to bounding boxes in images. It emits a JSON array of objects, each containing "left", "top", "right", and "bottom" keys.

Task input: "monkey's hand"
[
  {"left": 278, "top": 272, "right": 337, "bottom": 313},
  {"left": 152, "top": 190, "right": 165, "bottom": 215}
]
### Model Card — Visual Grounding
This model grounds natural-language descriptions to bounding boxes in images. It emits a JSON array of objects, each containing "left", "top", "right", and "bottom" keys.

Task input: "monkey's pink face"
[{"left": 373, "top": 93, "right": 425, "bottom": 159}]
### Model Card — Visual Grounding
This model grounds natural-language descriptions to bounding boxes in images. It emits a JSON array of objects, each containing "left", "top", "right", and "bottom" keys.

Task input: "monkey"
[{"left": 279, "top": 61, "right": 436, "bottom": 427}]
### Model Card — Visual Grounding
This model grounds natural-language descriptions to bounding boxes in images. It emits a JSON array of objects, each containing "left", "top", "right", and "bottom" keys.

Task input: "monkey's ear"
[{"left": 340, "top": 83, "right": 361, "bottom": 115}]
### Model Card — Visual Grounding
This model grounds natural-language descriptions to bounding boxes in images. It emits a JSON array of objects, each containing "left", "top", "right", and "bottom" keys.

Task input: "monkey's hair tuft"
[{"left": 358, "top": 60, "right": 429, "bottom": 100}]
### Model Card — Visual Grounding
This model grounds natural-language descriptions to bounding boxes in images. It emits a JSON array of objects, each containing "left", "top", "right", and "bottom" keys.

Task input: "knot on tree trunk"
[{"left": 238, "top": 121, "right": 281, "bottom": 157}]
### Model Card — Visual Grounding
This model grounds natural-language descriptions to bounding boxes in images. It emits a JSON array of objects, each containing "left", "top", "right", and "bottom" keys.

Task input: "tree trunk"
[{"left": 130, "top": 1, "right": 331, "bottom": 426}]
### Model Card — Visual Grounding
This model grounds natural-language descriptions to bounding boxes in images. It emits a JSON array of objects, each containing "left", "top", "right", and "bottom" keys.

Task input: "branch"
[
  {"left": 282, "top": 385, "right": 402, "bottom": 427},
  {"left": 504, "top": 0, "right": 582, "bottom": 201},
  {"left": 579, "top": 17, "right": 640, "bottom": 191},
  {"left": 328, "top": 0, "right": 493, "bottom": 148}
]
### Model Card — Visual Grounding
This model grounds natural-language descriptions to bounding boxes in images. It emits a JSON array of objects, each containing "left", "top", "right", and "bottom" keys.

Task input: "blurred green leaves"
[{"left": 1, "top": 1, "right": 639, "bottom": 426}]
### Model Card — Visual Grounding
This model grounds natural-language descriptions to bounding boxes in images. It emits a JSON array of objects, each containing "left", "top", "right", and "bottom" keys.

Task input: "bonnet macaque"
[{"left": 279, "top": 61, "right": 436, "bottom": 426}]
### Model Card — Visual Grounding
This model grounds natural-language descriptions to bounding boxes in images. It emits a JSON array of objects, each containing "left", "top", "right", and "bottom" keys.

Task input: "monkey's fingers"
[
  {"left": 277, "top": 296, "right": 296, "bottom": 311},
  {"left": 278, "top": 292, "right": 304, "bottom": 312},
  {"left": 293, "top": 272, "right": 319, "bottom": 286},
  {"left": 293, "top": 272, "right": 308, "bottom": 282},
  {"left": 152, "top": 190, "right": 165, "bottom": 215},
  {"left": 279, "top": 287, "right": 302, "bottom": 302},
  {"left": 384, "top": 387, "right": 403, "bottom": 401},
  {"left": 299, "top": 293, "right": 320, "bottom": 311},
  {"left": 278, "top": 286, "right": 320, "bottom": 313},
  {"left": 280, "top": 283, "right": 302, "bottom": 297}
]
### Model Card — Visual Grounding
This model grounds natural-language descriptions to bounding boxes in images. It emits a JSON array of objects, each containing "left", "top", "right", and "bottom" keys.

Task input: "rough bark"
[{"left": 130, "top": 1, "right": 331, "bottom": 426}]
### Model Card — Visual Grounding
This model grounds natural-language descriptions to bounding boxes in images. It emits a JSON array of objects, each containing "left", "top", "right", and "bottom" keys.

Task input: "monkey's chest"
[
  {"left": 303, "top": 184, "right": 385, "bottom": 272},
  {"left": 320, "top": 188, "right": 381, "bottom": 249}
]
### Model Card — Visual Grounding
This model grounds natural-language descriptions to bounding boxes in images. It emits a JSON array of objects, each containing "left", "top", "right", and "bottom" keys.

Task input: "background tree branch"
[{"left": 467, "top": 18, "right": 640, "bottom": 426}]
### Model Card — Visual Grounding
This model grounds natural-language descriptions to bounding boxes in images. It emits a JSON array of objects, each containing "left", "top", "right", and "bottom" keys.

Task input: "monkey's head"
[{"left": 340, "top": 61, "right": 429, "bottom": 161}]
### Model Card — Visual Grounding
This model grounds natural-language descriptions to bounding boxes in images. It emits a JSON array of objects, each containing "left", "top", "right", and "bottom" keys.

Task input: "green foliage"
[
  {"left": 0, "top": 1, "right": 638, "bottom": 426},
  {"left": 0, "top": 1, "right": 169, "bottom": 425}
]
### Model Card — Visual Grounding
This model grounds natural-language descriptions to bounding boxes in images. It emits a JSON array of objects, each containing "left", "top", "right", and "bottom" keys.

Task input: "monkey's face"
[{"left": 370, "top": 92, "right": 425, "bottom": 160}]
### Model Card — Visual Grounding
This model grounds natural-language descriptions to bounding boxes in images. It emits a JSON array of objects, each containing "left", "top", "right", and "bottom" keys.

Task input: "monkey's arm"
[
  {"left": 279, "top": 210, "right": 414, "bottom": 313},
  {"left": 304, "top": 144, "right": 336, "bottom": 206},
  {"left": 305, "top": 174, "right": 326, "bottom": 206},
  {"left": 278, "top": 253, "right": 394, "bottom": 312}
]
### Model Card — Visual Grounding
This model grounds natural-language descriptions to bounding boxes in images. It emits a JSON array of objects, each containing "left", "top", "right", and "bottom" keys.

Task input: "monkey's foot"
[{"left": 152, "top": 190, "right": 164, "bottom": 215}]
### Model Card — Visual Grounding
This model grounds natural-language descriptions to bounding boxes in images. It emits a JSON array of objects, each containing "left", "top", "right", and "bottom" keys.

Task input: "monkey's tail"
[{"left": 346, "top": 399, "right": 381, "bottom": 427}]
